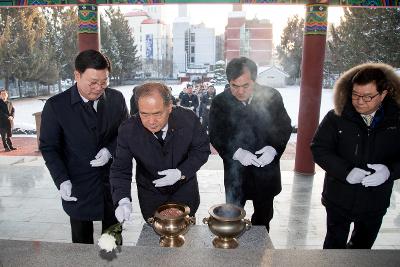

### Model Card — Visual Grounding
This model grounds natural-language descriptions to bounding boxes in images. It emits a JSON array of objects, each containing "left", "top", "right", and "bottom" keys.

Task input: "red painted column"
[
  {"left": 78, "top": 2, "right": 99, "bottom": 52},
  {"left": 294, "top": 2, "right": 328, "bottom": 175}
]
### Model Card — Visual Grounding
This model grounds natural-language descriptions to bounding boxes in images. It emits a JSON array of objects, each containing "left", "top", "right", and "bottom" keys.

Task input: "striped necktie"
[{"left": 362, "top": 114, "right": 373, "bottom": 126}]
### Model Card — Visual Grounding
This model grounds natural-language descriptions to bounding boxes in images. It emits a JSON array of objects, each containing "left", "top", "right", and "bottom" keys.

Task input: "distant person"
[
  {"left": 40, "top": 50, "right": 129, "bottom": 244},
  {"left": 209, "top": 57, "right": 292, "bottom": 231},
  {"left": 200, "top": 85, "right": 216, "bottom": 132},
  {"left": 0, "top": 88, "right": 16, "bottom": 151},
  {"left": 110, "top": 82, "right": 210, "bottom": 221},
  {"left": 180, "top": 84, "right": 199, "bottom": 114},
  {"left": 130, "top": 86, "right": 139, "bottom": 116},
  {"left": 311, "top": 63, "right": 400, "bottom": 249},
  {"left": 178, "top": 86, "right": 187, "bottom": 105},
  {"left": 168, "top": 86, "right": 178, "bottom": 105}
]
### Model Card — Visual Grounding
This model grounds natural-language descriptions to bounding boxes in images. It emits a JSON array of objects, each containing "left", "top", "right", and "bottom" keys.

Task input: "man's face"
[
  {"left": 208, "top": 86, "right": 215, "bottom": 94},
  {"left": 138, "top": 93, "right": 172, "bottom": 133},
  {"left": 230, "top": 70, "right": 254, "bottom": 102},
  {"left": 352, "top": 82, "right": 387, "bottom": 115},
  {"left": 74, "top": 68, "right": 109, "bottom": 101},
  {"left": 0, "top": 91, "right": 6, "bottom": 100},
  {"left": 187, "top": 87, "right": 193, "bottom": 94}
]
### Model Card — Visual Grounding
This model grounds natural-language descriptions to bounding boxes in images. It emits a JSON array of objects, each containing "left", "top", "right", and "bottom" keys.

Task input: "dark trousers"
[
  {"left": 224, "top": 164, "right": 275, "bottom": 232},
  {"left": 0, "top": 127, "right": 13, "bottom": 150},
  {"left": 70, "top": 191, "right": 118, "bottom": 244},
  {"left": 323, "top": 205, "right": 385, "bottom": 249},
  {"left": 137, "top": 179, "right": 200, "bottom": 221},
  {"left": 227, "top": 189, "right": 274, "bottom": 232}
]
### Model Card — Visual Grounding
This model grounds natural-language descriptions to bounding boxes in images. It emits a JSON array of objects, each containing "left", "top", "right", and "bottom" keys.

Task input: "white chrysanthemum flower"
[{"left": 98, "top": 233, "right": 117, "bottom": 252}]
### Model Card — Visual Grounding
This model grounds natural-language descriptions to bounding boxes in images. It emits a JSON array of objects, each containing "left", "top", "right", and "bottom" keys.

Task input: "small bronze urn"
[
  {"left": 203, "top": 203, "right": 251, "bottom": 249},
  {"left": 147, "top": 203, "right": 196, "bottom": 247}
]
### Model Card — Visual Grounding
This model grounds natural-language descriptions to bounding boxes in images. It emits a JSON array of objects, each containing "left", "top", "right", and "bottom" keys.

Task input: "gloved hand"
[
  {"left": 59, "top": 180, "right": 78, "bottom": 201},
  {"left": 346, "top": 167, "right": 371, "bottom": 184},
  {"left": 90, "top": 147, "right": 112, "bottom": 167},
  {"left": 153, "top": 169, "right": 182, "bottom": 187},
  {"left": 255, "top": 146, "right": 277, "bottom": 167},
  {"left": 362, "top": 164, "right": 390, "bottom": 187},
  {"left": 233, "top": 148, "right": 261, "bottom": 167},
  {"left": 115, "top": 197, "right": 132, "bottom": 223}
]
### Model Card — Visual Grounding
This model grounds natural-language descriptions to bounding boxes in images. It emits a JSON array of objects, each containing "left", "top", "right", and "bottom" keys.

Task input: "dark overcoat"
[
  {"left": 180, "top": 93, "right": 199, "bottom": 113},
  {"left": 209, "top": 84, "right": 292, "bottom": 201},
  {"left": 110, "top": 106, "right": 210, "bottom": 216},
  {"left": 311, "top": 63, "right": 400, "bottom": 214},
  {"left": 40, "top": 84, "right": 128, "bottom": 220},
  {"left": 0, "top": 99, "right": 14, "bottom": 131},
  {"left": 200, "top": 91, "right": 216, "bottom": 119}
]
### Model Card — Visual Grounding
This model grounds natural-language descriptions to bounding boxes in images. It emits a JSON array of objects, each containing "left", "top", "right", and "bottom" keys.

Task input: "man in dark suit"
[
  {"left": 209, "top": 57, "right": 292, "bottom": 231},
  {"left": 0, "top": 89, "right": 16, "bottom": 151},
  {"left": 110, "top": 82, "right": 210, "bottom": 221},
  {"left": 39, "top": 50, "right": 129, "bottom": 244},
  {"left": 180, "top": 84, "right": 199, "bottom": 114}
]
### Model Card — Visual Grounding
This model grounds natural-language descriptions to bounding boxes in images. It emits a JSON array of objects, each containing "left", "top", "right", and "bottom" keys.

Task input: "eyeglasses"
[
  {"left": 88, "top": 79, "right": 109, "bottom": 88},
  {"left": 351, "top": 92, "right": 380, "bottom": 102}
]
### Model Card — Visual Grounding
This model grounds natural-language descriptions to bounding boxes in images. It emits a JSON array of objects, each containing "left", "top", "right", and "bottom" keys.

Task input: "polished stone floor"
[{"left": 1, "top": 154, "right": 400, "bottom": 249}]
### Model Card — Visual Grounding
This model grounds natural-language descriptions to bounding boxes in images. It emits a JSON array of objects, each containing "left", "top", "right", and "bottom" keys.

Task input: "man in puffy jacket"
[{"left": 311, "top": 63, "right": 400, "bottom": 249}]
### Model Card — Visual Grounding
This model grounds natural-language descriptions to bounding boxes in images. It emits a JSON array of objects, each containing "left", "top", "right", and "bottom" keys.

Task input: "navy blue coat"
[
  {"left": 40, "top": 85, "right": 128, "bottom": 220},
  {"left": 110, "top": 106, "right": 210, "bottom": 212}
]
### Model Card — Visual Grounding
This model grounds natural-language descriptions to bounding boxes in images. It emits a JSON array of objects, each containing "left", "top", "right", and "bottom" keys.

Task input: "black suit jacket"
[
  {"left": 40, "top": 84, "right": 128, "bottom": 220},
  {"left": 110, "top": 106, "right": 210, "bottom": 205}
]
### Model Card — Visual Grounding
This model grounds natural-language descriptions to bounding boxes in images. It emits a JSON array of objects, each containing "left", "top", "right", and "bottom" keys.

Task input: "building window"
[
  {"left": 190, "top": 33, "right": 195, "bottom": 42},
  {"left": 191, "top": 57, "right": 195, "bottom": 63},
  {"left": 191, "top": 46, "right": 195, "bottom": 53}
]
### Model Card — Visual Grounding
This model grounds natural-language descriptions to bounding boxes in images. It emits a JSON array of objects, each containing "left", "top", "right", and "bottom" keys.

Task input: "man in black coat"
[
  {"left": 110, "top": 82, "right": 210, "bottom": 221},
  {"left": 0, "top": 89, "right": 16, "bottom": 151},
  {"left": 311, "top": 63, "right": 400, "bottom": 249},
  {"left": 180, "top": 84, "right": 199, "bottom": 114},
  {"left": 209, "top": 57, "right": 292, "bottom": 231},
  {"left": 40, "top": 50, "right": 129, "bottom": 244},
  {"left": 200, "top": 85, "right": 216, "bottom": 132}
]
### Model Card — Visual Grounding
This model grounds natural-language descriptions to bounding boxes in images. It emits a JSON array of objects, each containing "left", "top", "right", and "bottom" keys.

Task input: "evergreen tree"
[
  {"left": 101, "top": 8, "right": 140, "bottom": 85},
  {"left": 329, "top": 8, "right": 400, "bottom": 74},
  {"left": 277, "top": 15, "right": 304, "bottom": 82},
  {"left": 59, "top": 7, "right": 78, "bottom": 82}
]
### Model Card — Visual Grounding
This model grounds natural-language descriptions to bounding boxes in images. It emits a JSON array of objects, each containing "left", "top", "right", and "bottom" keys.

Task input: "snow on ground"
[{"left": 10, "top": 84, "right": 334, "bottom": 133}]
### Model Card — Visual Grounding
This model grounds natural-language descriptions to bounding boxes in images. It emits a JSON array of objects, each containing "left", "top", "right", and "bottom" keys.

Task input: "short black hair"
[
  {"left": 135, "top": 82, "right": 172, "bottom": 107},
  {"left": 226, "top": 57, "right": 257, "bottom": 82},
  {"left": 352, "top": 68, "right": 392, "bottom": 94},
  {"left": 75, "top": 49, "right": 111, "bottom": 74}
]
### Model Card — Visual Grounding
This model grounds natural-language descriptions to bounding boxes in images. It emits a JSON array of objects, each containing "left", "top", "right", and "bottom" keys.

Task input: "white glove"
[
  {"left": 59, "top": 180, "right": 78, "bottom": 202},
  {"left": 153, "top": 169, "right": 182, "bottom": 187},
  {"left": 90, "top": 148, "right": 112, "bottom": 167},
  {"left": 362, "top": 164, "right": 390, "bottom": 187},
  {"left": 233, "top": 148, "right": 262, "bottom": 167},
  {"left": 115, "top": 197, "right": 132, "bottom": 223},
  {"left": 346, "top": 167, "right": 371, "bottom": 184},
  {"left": 255, "top": 146, "right": 277, "bottom": 167}
]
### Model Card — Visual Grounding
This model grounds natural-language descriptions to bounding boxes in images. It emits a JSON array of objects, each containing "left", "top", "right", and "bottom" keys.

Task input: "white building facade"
[
  {"left": 124, "top": 8, "right": 172, "bottom": 78},
  {"left": 172, "top": 17, "right": 190, "bottom": 77}
]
